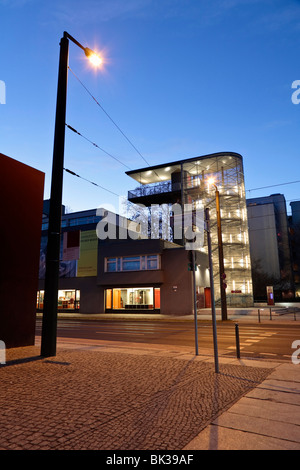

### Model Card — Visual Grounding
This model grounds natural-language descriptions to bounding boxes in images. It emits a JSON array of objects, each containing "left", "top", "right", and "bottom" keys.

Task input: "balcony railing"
[{"left": 128, "top": 181, "right": 181, "bottom": 200}]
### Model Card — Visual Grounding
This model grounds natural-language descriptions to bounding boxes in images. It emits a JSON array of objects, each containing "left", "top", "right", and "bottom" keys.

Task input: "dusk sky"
[{"left": 1, "top": 0, "right": 300, "bottom": 215}]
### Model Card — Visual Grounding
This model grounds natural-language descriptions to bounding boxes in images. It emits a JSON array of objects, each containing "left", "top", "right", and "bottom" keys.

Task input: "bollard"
[
  {"left": 258, "top": 309, "right": 261, "bottom": 323},
  {"left": 235, "top": 323, "right": 240, "bottom": 359},
  {"left": 269, "top": 307, "right": 272, "bottom": 320}
]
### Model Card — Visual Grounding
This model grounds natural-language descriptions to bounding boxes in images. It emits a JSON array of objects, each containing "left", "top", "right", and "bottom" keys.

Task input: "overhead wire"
[
  {"left": 64, "top": 160, "right": 300, "bottom": 218},
  {"left": 65, "top": 123, "right": 132, "bottom": 170},
  {"left": 68, "top": 65, "right": 151, "bottom": 167},
  {"left": 246, "top": 180, "right": 300, "bottom": 193},
  {"left": 68, "top": 65, "right": 165, "bottom": 183},
  {"left": 65, "top": 66, "right": 300, "bottom": 203},
  {"left": 63, "top": 167, "right": 121, "bottom": 198}
]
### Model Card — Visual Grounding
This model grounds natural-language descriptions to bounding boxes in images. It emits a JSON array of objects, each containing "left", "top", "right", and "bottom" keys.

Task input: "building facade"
[
  {"left": 97, "top": 238, "right": 210, "bottom": 316},
  {"left": 247, "top": 194, "right": 294, "bottom": 301},
  {"left": 289, "top": 201, "right": 300, "bottom": 298},
  {"left": 126, "top": 152, "right": 253, "bottom": 307},
  {"left": 38, "top": 206, "right": 101, "bottom": 313},
  {"left": 38, "top": 203, "right": 210, "bottom": 315}
]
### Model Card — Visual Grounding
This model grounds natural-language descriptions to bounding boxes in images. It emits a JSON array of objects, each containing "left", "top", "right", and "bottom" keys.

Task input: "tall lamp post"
[
  {"left": 205, "top": 208, "right": 219, "bottom": 373},
  {"left": 215, "top": 184, "right": 227, "bottom": 321},
  {"left": 208, "top": 180, "right": 227, "bottom": 321},
  {"left": 41, "top": 32, "right": 102, "bottom": 357}
]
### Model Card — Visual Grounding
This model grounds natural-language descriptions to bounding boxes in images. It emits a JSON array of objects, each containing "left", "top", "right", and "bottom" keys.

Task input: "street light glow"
[
  {"left": 84, "top": 47, "right": 103, "bottom": 67},
  {"left": 207, "top": 177, "right": 217, "bottom": 189}
]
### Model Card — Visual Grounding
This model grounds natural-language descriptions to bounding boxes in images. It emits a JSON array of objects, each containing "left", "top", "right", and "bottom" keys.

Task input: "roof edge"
[{"left": 125, "top": 151, "right": 243, "bottom": 176}]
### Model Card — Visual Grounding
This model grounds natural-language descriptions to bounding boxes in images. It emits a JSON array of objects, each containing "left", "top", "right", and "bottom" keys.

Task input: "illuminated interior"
[
  {"left": 105, "top": 287, "right": 160, "bottom": 310},
  {"left": 126, "top": 153, "right": 253, "bottom": 307},
  {"left": 37, "top": 289, "right": 80, "bottom": 310}
]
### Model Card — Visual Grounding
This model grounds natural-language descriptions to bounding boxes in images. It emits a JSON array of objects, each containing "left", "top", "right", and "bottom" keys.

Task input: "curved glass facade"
[
  {"left": 181, "top": 153, "right": 253, "bottom": 307},
  {"left": 127, "top": 152, "right": 253, "bottom": 307}
]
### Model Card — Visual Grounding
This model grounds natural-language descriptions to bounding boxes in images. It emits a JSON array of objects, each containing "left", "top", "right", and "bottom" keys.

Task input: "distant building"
[
  {"left": 289, "top": 201, "right": 300, "bottom": 298},
  {"left": 247, "top": 194, "right": 294, "bottom": 300}
]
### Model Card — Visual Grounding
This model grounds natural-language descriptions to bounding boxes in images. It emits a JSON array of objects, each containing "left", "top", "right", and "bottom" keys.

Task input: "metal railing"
[
  {"left": 258, "top": 306, "right": 300, "bottom": 322},
  {"left": 128, "top": 181, "right": 181, "bottom": 200}
]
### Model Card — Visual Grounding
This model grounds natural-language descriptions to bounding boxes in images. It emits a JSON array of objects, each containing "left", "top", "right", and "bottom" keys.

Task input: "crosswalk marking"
[{"left": 224, "top": 329, "right": 278, "bottom": 355}]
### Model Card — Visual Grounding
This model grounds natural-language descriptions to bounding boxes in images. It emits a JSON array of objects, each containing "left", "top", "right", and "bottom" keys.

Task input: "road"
[{"left": 35, "top": 318, "right": 300, "bottom": 362}]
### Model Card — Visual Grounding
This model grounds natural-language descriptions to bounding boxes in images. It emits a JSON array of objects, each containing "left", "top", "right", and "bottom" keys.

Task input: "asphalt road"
[{"left": 35, "top": 319, "right": 300, "bottom": 362}]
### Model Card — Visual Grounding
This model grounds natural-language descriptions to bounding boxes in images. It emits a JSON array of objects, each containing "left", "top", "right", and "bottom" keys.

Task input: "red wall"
[{"left": 0, "top": 153, "right": 44, "bottom": 348}]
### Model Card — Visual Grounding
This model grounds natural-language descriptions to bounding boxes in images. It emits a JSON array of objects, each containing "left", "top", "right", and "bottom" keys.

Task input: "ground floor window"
[
  {"left": 105, "top": 287, "right": 160, "bottom": 311},
  {"left": 37, "top": 289, "right": 80, "bottom": 310}
]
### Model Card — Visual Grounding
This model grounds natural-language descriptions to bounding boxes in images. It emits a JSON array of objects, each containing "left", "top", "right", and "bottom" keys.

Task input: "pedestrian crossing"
[
  {"left": 35, "top": 319, "right": 296, "bottom": 360},
  {"left": 221, "top": 327, "right": 293, "bottom": 360}
]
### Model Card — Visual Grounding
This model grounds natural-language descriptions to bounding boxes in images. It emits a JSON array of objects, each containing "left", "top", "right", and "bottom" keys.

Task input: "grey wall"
[
  {"left": 247, "top": 203, "right": 281, "bottom": 278},
  {"left": 161, "top": 248, "right": 193, "bottom": 315}
]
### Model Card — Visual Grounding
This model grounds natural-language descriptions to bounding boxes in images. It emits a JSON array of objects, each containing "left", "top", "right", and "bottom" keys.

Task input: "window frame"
[{"left": 105, "top": 254, "right": 160, "bottom": 272}]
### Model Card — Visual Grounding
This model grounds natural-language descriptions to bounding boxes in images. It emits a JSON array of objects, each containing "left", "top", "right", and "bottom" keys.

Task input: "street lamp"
[
  {"left": 205, "top": 208, "right": 219, "bottom": 373},
  {"left": 208, "top": 179, "right": 228, "bottom": 321},
  {"left": 40, "top": 32, "right": 103, "bottom": 357}
]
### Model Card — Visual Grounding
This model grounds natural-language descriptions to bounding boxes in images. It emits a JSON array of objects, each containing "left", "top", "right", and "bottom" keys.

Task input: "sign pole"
[{"left": 192, "top": 250, "right": 199, "bottom": 356}]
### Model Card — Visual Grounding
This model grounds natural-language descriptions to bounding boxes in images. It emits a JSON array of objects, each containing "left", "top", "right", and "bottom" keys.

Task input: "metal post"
[
  {"left": 192, "top": 250, "right": 198, "bottom": 356},
  {"left": 215, "top": 188, "right": 227, "bottom": 321},
  {"left": 235, "top": 323, "right": 240, "bottom": 359},
  {"left": 269, "top": 307, "right": 272, "bottom": 321},
  {"left": 205, "top": 208, "right": 219, "bottom": 373},
  {"left": 258, "top": 308, "right": 261, "bottom": 323},
  {"left": 41, "top": 33, "right": 69, "bottom": 357}
]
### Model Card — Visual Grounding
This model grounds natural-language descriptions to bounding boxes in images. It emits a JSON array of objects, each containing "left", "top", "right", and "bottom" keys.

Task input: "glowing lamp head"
[{"left": 84, "top": 47, "right": 103, "bottom": 67}]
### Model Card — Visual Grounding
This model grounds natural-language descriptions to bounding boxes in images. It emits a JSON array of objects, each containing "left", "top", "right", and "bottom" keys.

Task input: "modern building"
[
  {"left": 38, "top": 203, "right": 210, "bottom": 315},
  {"left": 126, "top": 152, "right": 253, "bottom": 307},
  {"left": 38, "top": 205, "right": 100, "bottom": 313},
  {"left": 247, "top": 194, "right": 294, "bottom": 301},
  {"left": 98, "top": 238, "right": 210, "bottom": 315},
  {"left": 289, "top": 201, "right": 300, "bottom": 298}
]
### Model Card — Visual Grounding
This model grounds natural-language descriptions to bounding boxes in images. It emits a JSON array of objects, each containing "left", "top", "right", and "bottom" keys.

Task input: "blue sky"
[{"left": 1, "top": 0, "right": 300, "bottom": 214}]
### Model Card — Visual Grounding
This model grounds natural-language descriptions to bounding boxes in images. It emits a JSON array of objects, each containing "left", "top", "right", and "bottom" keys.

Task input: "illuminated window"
[
  {"left": 36, "top": 289, "right": 80, "bottom": 310},
  {"left": 105, "top": 255, "right": 160, "bottom": 272},
  {"left": 105, "top": 287, "right": 160, "bottom": 310}
]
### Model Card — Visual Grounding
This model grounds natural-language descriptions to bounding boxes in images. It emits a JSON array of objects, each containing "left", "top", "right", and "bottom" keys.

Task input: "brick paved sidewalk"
[{"left": 0, "top": 345, "right": 272, "bottom": 450}]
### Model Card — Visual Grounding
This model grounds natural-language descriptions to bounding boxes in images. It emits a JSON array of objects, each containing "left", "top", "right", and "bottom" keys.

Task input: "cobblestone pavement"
[{"left": 0, "top": 345, "right": 272, "bottom": 450}]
